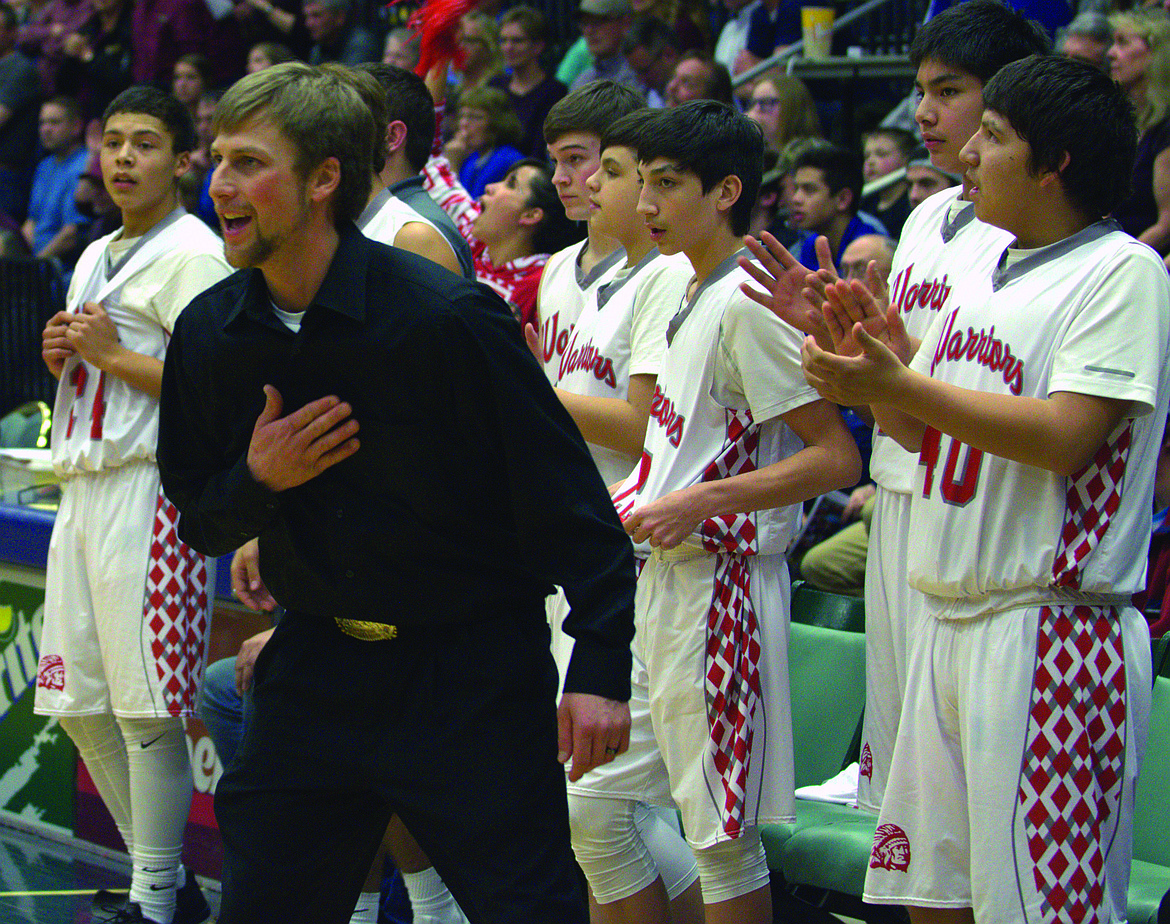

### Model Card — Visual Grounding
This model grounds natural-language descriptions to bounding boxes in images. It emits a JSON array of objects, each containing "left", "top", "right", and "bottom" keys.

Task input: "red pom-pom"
[{"left": 405, "top": 0, "right": 477, "bottom": 77}]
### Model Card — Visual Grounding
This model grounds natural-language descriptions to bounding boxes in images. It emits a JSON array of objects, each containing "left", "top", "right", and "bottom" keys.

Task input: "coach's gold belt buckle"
[{"left": 335, "top": 618, "right": 399, "bottom": 641}]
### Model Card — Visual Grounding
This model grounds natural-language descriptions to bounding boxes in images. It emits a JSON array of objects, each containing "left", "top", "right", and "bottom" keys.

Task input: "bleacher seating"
[{"left": 0, "top": 400, "right": 50, "bottom": 449}]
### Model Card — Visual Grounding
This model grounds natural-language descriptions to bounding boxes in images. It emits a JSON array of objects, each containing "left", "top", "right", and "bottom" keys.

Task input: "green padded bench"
[
  {"left": 762, "top": 620, "right": 868, "bottom": 872},
  {"left": 1128, "top": 674, "right": 1170, "bottom": 924},
  {"left": 790, "top": 581, "right": 866, "bottom": 633}
]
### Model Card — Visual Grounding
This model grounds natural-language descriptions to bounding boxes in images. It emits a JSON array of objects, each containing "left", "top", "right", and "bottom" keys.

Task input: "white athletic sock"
[
  {"left": 58, "top": 713, "right": 135, "bottom": 854},
  {"left": 349, "top": 891, "right": 380, "bottom": 924},
  {"left": 401, "top": 867, "right": 470, "bottom": 924},
  {"left": 119, "top": 716, "right": 192, "bottom": 924}
]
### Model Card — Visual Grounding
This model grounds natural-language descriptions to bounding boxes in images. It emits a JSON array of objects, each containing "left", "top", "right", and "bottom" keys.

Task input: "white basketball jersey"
[
  {"left": 870, "top": 188, "right": 1014, "bottom": 495},
  {"left": 535, "top": 240, "right": 624, "bottom": 383},
  {"left": 907, "top": 223, "right": 1170, "bottom": 613},
  {"left": 358, "top": 188, "right": 456, "bottom": 266},
  {"left": 612, "top": 250, "right": 818, "bottom": 556},
  {"left": 557, "top": 249, "right": 691, "bottom": 485},
  {"left": 53, "top": 212, "right": 231, "bottom": 476}
]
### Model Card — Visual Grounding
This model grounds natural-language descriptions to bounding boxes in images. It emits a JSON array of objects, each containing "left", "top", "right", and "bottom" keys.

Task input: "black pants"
[{"left": 215, "top": 609, "right": 586, "bottom": 924}]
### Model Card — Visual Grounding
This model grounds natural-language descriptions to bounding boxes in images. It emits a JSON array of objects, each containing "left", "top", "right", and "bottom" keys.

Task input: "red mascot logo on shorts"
[
  {"left": 870, "top": 823, "right": 911, "bottom": 872},
  {"left": 859, "top": 742, "right": 873, "bottom": 779},
  {"left": 37, "top": 655, "right": 65, "bottom": 691}
]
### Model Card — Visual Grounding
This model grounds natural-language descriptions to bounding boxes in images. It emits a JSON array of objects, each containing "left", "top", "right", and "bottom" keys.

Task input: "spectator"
[
  {"left": 630, "top": 0, "right": 706, "bottom": 52},
  {"left": 1057, "top": 10, "right": 1110, "bottom": 69},
  {"left": 131, "top": 0, "right": 215, "bottom": 84},
  {"left": 904, "top": 145, "right": 959, "bottom": 209},
  {"left": 454, "top": 11, "right": 503, "bottom": 92},
  {"left": 570, "top": 0, "right": 641, "bottom": 93},
  {"left": 1109, "top": 9, "right": 1170, "bottom": 256},
  {"left": 55, "top": 0, "right": 133, "bottom": 121},
  {"left": 488, "top": 6, "right": 566, "bottom": 157},
  {"left": 789, "top": 142, "right": 884, "bottom": 271},
  {"left": 0, "top": 2, "right": 40, "bottom": 221},
  {"left": 304, "top": 0, "right": 378, "bottom": 65},
  {"left": 742, "top": 0, "right": 800, "bottom": 73},
  {"left": 246, "top": 39, "right": 295, "bottom": 72},
  {"left": 859, "top": 126, "right": 915, "bottom": 238},
  {"left": 663, "top": 48, "right": 732, "bottom": 107},
  {"left": 713, "top": 0, "right": 761, "bottom": 73},
  {"left": 381, "top": 26, "right": 418, "bottom": 70},
  {"left": 621, "top": 15, "right": 680, "bottom": 107},
  {"left": 171, "top": 51, "right": 208, "bottom": 119},
  {"left": 447, "top": 85, "right": 525, "bottom": 198},
  {"left": 225, "top": 0, "right": 306, "bottom": 71},
  {"left": 744, "top": 69, "right": 821, "bottom": 153},
  {"left": 22, "top": 95, "right": 88, "bottom": 266},
  {"left": 15, "top": 0, "right": 91, "bottom": 94}
]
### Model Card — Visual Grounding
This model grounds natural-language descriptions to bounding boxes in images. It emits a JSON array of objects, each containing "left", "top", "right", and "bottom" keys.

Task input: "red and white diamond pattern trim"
[
  {"left": 1052, "top": 422, "right": 1131, "bottom": 589},
  {"left": 699, "top": 410, "right": 759, "bottom": 556},
  {"left": 706, "top": 552, "right": 762, "bottom": 838},
  {"left": 1019, "top": 605, "right": 1126, "bottom": 924},
  {"left": 146, "top": 489, "right": 210, "bottom": 717}
]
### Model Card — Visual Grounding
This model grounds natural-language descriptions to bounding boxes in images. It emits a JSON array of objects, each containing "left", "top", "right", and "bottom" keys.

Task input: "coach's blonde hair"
[
  {"left": 1109, "top": 10, "right": 1170, "bottom": 132},
  {"left": 214, "top": 62, "right": 374, "bottom": 223}
]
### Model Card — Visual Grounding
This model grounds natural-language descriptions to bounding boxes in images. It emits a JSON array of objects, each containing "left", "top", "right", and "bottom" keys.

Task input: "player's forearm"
[
  {"left": 554, "top": 389, "right": 647, "bottom": 459},
  {"left": 687, "top": 434, "right": 861, "bottom": 520},
  {"left": 99, "top": 348, "right": 164, "bottom": 399},
  {"left": 891, "top": 372, "right": 1129, "bottom": 476},
  {"left": 870, "top": 402, "right": 925, "bottom": 452}
]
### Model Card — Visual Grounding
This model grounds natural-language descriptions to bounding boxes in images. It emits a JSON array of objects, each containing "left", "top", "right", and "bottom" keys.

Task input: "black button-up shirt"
[{"left": 158, "top": 224, "right": 635, "bottom": 700}]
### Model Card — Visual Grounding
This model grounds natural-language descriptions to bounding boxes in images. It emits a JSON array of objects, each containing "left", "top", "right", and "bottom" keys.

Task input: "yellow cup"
[{"left": 801, "top": 6, "right": 835, "bottom": 59}]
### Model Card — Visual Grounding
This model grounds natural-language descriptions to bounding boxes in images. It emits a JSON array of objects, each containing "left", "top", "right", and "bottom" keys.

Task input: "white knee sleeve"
[
  {"left": 693, "top": 829, "right": 770, "bottom": 904},
  {"left": 568, "top": 794, "right": 658, "bottom": 904},
  {"left": 58, "top": 713, "right": 133, "bottom": 852},
  {"left": 633, "top": 804, "right": 699, "bottom": 901}
]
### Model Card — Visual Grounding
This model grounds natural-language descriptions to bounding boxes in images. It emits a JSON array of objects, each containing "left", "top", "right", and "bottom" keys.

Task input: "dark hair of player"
[
  {"left": 982, "top": 54, "right": 1136, "bottom": 220},
  {"left": 358, "top": 63, "right": 435, "bottom": 174},
  {"left": 635, "top": 99, "right": 763, "bottom": 236},
  {"left": 909, "top": 0, "right": 1051, "bottom": 85},
  {"left": 103, "top": 86, "right": 196, "bottom": 153},
  {"left": 792, "top": 142, "right": 863, "bottom": 216},
  {"left": 543, "top": 80, "right": 646, "bottom": 146},
  {"left": 600, "top": 107, "right": 660, "bottom": 154}
]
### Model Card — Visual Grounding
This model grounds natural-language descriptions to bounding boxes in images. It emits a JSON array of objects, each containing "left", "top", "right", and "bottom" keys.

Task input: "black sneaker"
[
  {"left": 91, "top": 870, "right": 210, "bottom": 924},
  {"left": 105, "top": 902, "right": 164, "bottom": 924}
]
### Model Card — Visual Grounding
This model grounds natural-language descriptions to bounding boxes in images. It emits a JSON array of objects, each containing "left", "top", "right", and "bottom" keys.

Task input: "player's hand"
[
  {"left": 522, "top": 321, "right": 543, "bottom": 363},
  {"left": 557, "top": 692, "right": 631, "bottom": 782},
  {"left": 623, "top": 486, "right": 704, "bottom": 550},
  {"left": 42, "top": 310, "right": 76, "bottom": 379},
  {"left": 842, "top": 482, "right": 875, "bottom": 521},
  {"left": 822, "top": 277, "right": 911, "bottom": 364},
  {"left": 739, "top": 232, "right": 835, "bottom": 350},
  {"left": 246, "top": 385, "right": 360, "bottom": 491},
  {"left": 802, "top": 325, "right": 906, "bottom": 408},
  {"left": 235, "top": 627, "right": 274, "bottom": 695},
  {"left": 65, "top": 302, "right": 122, "bottom": 370},
  {"left": 231, "top": 538, "right": 276, "bottom": 612}
]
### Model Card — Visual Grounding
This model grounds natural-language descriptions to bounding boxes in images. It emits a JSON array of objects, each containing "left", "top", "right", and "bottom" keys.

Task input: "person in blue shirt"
[
  {"left": 788, "top": 142, "right": 884, "bottom": 272},
  {"left": 23, "top": 95, "right": 89, "bottom": 267}
]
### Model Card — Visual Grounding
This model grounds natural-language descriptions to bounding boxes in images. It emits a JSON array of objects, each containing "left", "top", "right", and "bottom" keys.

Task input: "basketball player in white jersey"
[
  {"left": 805, "top": 54, "right": 1165, "bottom": 924},
  {"left": 536, "top": 81, "right": 644, "bottom": 383},
  {"left": 526, "top": 108, "right": 700, "bottom": 924},
  {"left": 738, "top": 0, "right": 1049, "bottom": 816},
  {"left": 324, "top": 64, "right": 464, "bottom": 276},
  {"left": 597, "top": 100, "right": 859, "bottom": 924},
  {"left": 36, "top": 86, "right": 231, "bottom": 924}
]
